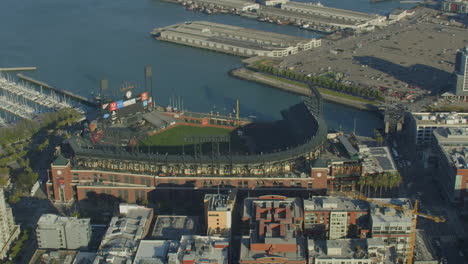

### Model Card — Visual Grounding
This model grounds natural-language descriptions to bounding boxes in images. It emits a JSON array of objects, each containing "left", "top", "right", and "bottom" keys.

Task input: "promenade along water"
[{"left": 0, "top": 0, "right": 411, "bottom": 136}]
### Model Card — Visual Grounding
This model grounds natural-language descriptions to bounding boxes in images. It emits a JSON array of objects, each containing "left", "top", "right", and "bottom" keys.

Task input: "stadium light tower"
[{"left": 144, "top": 65, "right": 153, "bottom": 108}]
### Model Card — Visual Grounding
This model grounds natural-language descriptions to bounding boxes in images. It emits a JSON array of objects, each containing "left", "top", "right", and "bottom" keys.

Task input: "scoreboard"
[{"left": 101, "top": 91, "right": 151, "bottom": 123}]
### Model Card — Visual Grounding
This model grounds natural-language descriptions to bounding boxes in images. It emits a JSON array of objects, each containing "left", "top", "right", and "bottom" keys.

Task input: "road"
[{"left": 394, "top": 130, "right": 468, "bottom": 264}]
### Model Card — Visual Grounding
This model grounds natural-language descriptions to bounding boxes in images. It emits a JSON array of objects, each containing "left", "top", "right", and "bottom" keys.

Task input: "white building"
[
  {"left": 94, "top": 204, "right": 153, "bottom": 264},
  {"left": 280, "top": 2, "right": 386, "bottom": 26},
  {"left": 133, "top": 236, "right": 229, "bottom": 264},
  {"left": 407, "top": 112, "right": 468, "bottom": 145},
  {"left": 370, "top": 199, "right": 413, "bottom": 259},
  {"left": 155, "top": 21, "right": 321, "bottom": 58},
  {"left": 0, "top": 188, "right": 20, "bottom": 260},
  {"left": 36, "top": 214, "right": 91, "bottom": 250},
  {"left": 308, "top": 238, "right": 394, "bottom": 264}
]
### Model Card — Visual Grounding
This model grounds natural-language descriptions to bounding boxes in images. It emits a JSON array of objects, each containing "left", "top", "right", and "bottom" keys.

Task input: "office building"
[
  {"left": 370, "top": 199, "right": 413, "bottom": 259},
  {"left": 455, "top": 46, "right": 468, "bottom": 98},
  {"left": 0, "top": 188, "right": 20, "bottom": 260},
  {"left": 407, "top": 112, "right": 468, "bottom": 145},
  {"left": 36, "top": 214, "right": 91, "bottom": 250},
  {"left": 303, "top": 196, "right": 369, "bottom": 240},
  {"left": 204, "top": 191, "right": 236, "bottom": 236},
  {"left": 240, "top": 195, "right": 307, "bottom": 264},
  {"left": 442, "top": 0, "right": 468, "bottom": 14}
]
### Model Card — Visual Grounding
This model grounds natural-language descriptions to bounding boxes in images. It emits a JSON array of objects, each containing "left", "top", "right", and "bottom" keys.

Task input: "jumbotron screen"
[{"left": 101, "top": 91, "right": 150, "bottom": 122}]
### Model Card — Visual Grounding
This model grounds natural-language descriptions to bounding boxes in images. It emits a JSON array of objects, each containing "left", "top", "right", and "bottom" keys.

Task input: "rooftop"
[
  {"left": 241, "top": 196, "right": 306, "bottom": 262},
  {"left": 281, "top": 1, "right": 380, "bottom": 21},
  {"left": 434, "top": 127, "right": 468, "bottom": 146},
  {"left": 95, "top": 204, "right": 153, "bottom": 264},
  {"left": 442, "top": 146, "right": 468, "bottom": 169},
  {"left": 240, "top": 236, "right": 307, "bottom": 262},
  {"left": 52, "top": 154, "right": 70, "bottom": 166},
  {"left": 205, "top": 194, "right": 232, "bottom": 211},
  {"left": 177, "top": 235, "right": 229, "bottom": 264},
  {"left": 308, "top": 239, "right": 369, "bottom": 260},
  {"left": 358, "top": 145, "right": 397, "bottom": 174},
  {"left": 152, "top": 215, "right": 198, "bottom": 240},
  {"left": 370, "top": 198, "right": 412, "bottom": 224},
  {"left": 29, "top": 250, "right": 78, "bottom": 264},
  {"left": 133, "top": 240, "right": 179, "bottom": 264},
  {"left": 411, "top": 112, "right": 468, "bottom": 126},
  {"left": 37, "top": 214, "right": 90, "bottom": 228},
  {"left": 243, "top": 195, "right": 303, "bottom": 221},
  {"left": 158, "top": 21, "right": 315, "bottom": 49},
  {"left": 308, "top": 238, "right": 394, "bottom": 263},
  {"left": 192, "top": 0, "right": 258, "bottom": 9},
  {"left": 304, "top": 196, "right": 368, "bottom": 212}
]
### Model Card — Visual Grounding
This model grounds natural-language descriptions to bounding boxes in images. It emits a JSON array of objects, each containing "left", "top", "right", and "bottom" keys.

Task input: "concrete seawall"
[{"left": 230, "top": 68, "right": 379, "bottom": 112}]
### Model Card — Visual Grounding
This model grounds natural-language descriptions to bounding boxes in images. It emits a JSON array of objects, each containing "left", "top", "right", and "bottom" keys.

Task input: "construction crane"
[{"left": 339, "top": 192, "right": 446, "bottom": 264}]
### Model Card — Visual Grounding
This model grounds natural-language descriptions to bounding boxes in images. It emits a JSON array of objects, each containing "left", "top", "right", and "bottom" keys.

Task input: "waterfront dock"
[
  {"left": 0, "top": 67, "right": 37, "bottom": 72},
  {"left": 230, "top": 68, "right": 377, "bottom": 111},
  {"left": 17, "top": 74, "right": 98, "bottom": 107},
  {"left": 153, "top": 21, "right": 321, "bottom": 57},
  {"left": 162, "top": 0, "right": 387, "bottom": 32}
]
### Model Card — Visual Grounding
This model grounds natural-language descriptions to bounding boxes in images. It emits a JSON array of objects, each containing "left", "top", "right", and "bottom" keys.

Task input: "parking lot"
[{"left": 280, "top": 7, "right": 468, "bottom": 104}]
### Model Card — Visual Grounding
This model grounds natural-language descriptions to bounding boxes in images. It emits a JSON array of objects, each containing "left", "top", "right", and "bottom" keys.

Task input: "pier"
[
  {"left": 163, "top": 0, "right": 387, "bottom": 32},
  {"left": 17, "top": 73, "right": 99, "bottom": 107},
  {"left": 0, "top": 67, "right": 37, "bottom": 72},
  {"left": 153, "top": 21, "right": 321, "bottom": 57}
]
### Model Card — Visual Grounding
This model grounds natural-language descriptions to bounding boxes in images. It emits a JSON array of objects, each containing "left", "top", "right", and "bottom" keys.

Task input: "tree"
[{"left": 374, "top": 129, "right": 384, "bottom": 146}]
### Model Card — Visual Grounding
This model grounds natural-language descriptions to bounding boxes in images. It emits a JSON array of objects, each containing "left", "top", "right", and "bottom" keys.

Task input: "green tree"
[{"left": 374, "top": 129, "right": 384, "bottom": 146}]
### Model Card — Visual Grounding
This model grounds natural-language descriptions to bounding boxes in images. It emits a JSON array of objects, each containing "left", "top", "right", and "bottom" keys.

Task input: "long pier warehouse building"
[
  {"left": 280, "top": 2, "right": 385, "bottom": 25},
  {"left": 152, "top": 21, "right": 321, "bottom": 57}
]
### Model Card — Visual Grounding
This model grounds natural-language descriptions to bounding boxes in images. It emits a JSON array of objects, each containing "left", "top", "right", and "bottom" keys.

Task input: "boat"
[{"left": 301, "top": 24, "right": 310, "bottom": 28}]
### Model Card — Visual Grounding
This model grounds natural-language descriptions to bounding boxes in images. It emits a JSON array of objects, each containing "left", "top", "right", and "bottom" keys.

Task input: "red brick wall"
[
  {"left": 250, "top": 243, "right": 297, "bottom": 252},
  {"left": 50, "top": 163, "right": 73, "bottom": 202},
  {"left": 458, "top": 168, "right": 468, "bottom": 203},
  {"left": 310, "top": 168, "right": 328, "bottom": 189}
]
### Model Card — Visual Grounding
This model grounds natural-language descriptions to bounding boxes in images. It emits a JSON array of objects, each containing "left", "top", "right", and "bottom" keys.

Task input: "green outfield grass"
[{"left": 139, "top": 125, "right": 234, "bottom": 147}]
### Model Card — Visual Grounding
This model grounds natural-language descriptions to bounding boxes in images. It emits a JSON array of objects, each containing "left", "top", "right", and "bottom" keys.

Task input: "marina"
[
  {"left": 0, "top": 76, "right": 86, "bottom": 122},
  {"left": 0, "top": 95, "right": 36, "bottom": 121},
  {"left": 0, "top": 0, "right": 394, "bottom": 137},
  {"left": 0, "top": 76, "right": 74, "bottom": 111},
  {"left": 17, "top": 74, "right": 99, "bottom": 107},
  {"left": 152, "top": 21, "right": 321, "bottom": 57}
]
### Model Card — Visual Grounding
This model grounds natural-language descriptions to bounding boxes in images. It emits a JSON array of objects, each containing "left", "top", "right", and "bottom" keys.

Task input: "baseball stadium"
[{"left": 47, "top": 83, "right": 328, "bottom": 203}]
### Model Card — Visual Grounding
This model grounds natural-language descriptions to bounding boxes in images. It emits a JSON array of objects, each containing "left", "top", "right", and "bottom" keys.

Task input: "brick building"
[
  {"left": 239, "top": 195, "right": 307, "bottom": 264},
  {"left": 433, "top": 127, "right": 468, "bottom": 208}
]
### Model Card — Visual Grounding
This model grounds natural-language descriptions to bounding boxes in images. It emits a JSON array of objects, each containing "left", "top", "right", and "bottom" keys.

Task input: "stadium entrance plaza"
[{"left": 280, "top": 8, "right": 468, "bottom": 101}]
